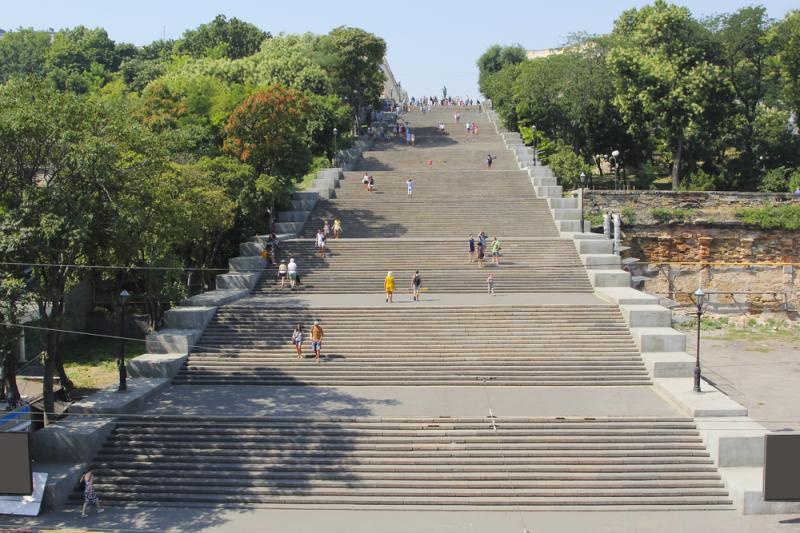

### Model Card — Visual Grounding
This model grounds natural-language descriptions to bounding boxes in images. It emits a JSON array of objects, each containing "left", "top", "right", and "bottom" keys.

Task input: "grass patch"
[
  {"left": 586, "top": 212, "right": 605, "bottom": 227},
  {"left": 621, "top": 205, "right": 637, "bottom": 224},
  {"left": 651, "top": 207, "right": 696, "bottom": 222},
  {"left": 296, "top": 155, "right": 332, "bottom": 191},
  {"left": 715, "top": 320, "right": 800, "bottom": 343},
  {"left": 61, "top": 336, "right": 146, "bottom": 393},
  {"left": 675, "top": 316, "right": 730, "bottom": 331},
  {"left": 678, "top": 317, "right": 800, "bottom": 344},
  {"left": 735, "top": 205, "right": 800, "bottom": 230}
]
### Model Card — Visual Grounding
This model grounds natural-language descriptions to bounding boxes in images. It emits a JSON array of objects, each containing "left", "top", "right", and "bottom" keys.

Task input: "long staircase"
[
  {"left": 174, "top": 305, "right": 650, "bottom": 386},
  {"left": 82, "top": 106, "right": 733, "bottom": 510},
  {"left": 89, "top": 416, "right": 728, "bottom": 509}
]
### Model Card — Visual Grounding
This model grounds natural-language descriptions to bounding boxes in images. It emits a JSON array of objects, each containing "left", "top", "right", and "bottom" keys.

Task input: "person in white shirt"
[{"left": 287, "top": 258, "right": 298, "bottom": 288}]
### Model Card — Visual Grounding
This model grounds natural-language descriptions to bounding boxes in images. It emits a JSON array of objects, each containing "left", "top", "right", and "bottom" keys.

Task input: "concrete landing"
[
  {"left": 141, "top": 385, "right": 682, "bottom": 418},
  {"left": 4, "top": 505, "right": 798, "bottom": 533},
  {"left": 237, "top": 292, "right": 607, "bottom": 308}
]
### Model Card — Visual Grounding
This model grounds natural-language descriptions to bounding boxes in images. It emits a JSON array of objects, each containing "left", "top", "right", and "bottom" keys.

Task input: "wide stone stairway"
[
  {"left": 254, "top": 239, "right": 591, "bottom": 294},
  {"left": 83, "top": 107, "right": 733, "bottom": 511},
  {"left": 174, "top": 305, "right": 650, "bottom": 386}
]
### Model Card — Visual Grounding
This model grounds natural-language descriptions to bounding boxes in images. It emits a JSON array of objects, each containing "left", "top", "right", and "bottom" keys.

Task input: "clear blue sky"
[{"left": 2, "top": 0, "right": 796, "bottom": 98}]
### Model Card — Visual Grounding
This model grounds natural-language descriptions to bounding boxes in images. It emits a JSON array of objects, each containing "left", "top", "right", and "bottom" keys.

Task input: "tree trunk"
[
  {"left": 671, "top": 135, "right": 684, "bottom": 191},
  {"left": 42, "top": 328, "right": 56, "bottom": 426},
  {"left": 52, "top": 299, "right": 73, "bottom": 398},
  {"left": 2, "top": 353, "right": 20, "bottom": 403},
  {"left": 595, "top": 158, "right": 604, "bottom": 177}
]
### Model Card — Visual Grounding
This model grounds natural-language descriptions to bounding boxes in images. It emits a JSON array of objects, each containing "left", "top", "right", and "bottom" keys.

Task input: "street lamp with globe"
[
  {"left": 332, "top": 127, "right": 338, "bottom": 167},
  {"left": 579, "top": 172, "right": 587, "bottom": 233},
  {"left": 611, "top": 150, "right": 621, "bottom": 191},
  {"left": 692, "top": 287, "right": 706, "bottom": 393},
  {"left": 118, "top": 289, "right": 130, "bottom": 392}
]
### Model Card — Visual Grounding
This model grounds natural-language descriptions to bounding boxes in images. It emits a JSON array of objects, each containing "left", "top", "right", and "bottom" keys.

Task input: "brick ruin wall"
[
  {"left": 622, "top": 225, "right": 798, "bottom": 314},
  {"left": 583, "top": 192, "right": 799, "bottom": 315}
]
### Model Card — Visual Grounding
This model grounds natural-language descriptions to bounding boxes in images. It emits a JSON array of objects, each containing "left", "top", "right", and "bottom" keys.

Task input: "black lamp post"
[
  {"left": 118, "top": 289, "right": 130, "bottom": 392},
  {"left": 579, "top": 172, "right": 587, "bottom": 233},
  {"left": 532, "top": 126, "right": 538, "bottom": 166},
  {"left": 692, "top": 287, "right": 706, "bottom": 393},
  {"left": 332, "top": 127, "right": 338, "bottom": 167},
  {"left": 611, "top": 150, "right": 620, "bottom": 191}
]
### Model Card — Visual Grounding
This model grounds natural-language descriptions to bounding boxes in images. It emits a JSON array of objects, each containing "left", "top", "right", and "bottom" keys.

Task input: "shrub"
[
  {"left": 759, "top": 166, "right": 791, "bottom": 192},
  {"left": 651, "top": 207, "right": 695, "bottom": 222},
  {"left": 546, "top": 142, "right": 592, "bottom": 190},
  {"left": 621, "top": 205, "right": 637, "bottom": 224},
  {"left": 680, "top": 168, "right": 718, "bottom": 191},
  {"left": 735, "top": 205, "right": 800, "bottom": 230}
]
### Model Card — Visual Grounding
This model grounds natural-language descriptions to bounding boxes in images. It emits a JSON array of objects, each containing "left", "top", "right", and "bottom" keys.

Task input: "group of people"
[
  {"left": 468, "top": 232, "right": 503, "bottom": 269},
  {"left": 392, "top": 122, "right": 414, "bottom": 145},
  {"left": 277, "top": 257, "right": 299, "bottom": 288},
  {"left": 465, "top": 121, "right": 479, "bottom": 138},
  {"left": 291, "top": 320, "right": 325, "bottom": 362},
  {"left": 383, "top": 270, "right": 423, "bottom": 303},
  {"left": 314, "top": 219, "right": 341, "bottom": 257},
  {"left": 363, "top": 172, "right": 376, "bottom": 192},
  {"left": 411, "top": 96, "right": 480, "bottom": 107},
  {"left": 466, "top": 233, "right": 501, "bottom": 296},
  {"left": 259, "top": 232, "right": 281, "bottom": 265}
]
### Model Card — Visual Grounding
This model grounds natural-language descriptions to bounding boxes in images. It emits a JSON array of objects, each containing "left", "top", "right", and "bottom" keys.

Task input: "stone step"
[{"left": 79, "top": 416, "right": 731, "bottom": 508}]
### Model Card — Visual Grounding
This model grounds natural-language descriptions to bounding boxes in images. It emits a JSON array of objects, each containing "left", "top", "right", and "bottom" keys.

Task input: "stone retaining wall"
[
  {"left": 587, "top": 191, "right": 800, "bottom": 225},
  {"left": 622, "top": 224, "right": 798, "bottom": 313}
]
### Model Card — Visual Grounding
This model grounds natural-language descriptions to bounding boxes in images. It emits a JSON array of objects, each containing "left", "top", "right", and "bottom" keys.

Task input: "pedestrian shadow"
[{"left": 65, "top": 370, "right": 400, "bottom": 518}]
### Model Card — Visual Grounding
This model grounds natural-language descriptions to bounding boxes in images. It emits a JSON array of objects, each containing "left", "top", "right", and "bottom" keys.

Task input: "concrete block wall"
[
  {"left": 485, "top": 109, "right": 799, "bottom": 515},
  {"left": 133, "top": 228, "right": 268, "bottom": 378}
]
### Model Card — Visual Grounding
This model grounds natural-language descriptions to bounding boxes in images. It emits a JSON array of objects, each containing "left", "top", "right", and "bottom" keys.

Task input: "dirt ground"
[{"left": 686, "top": 329, "right": 800, "bottom": 431}]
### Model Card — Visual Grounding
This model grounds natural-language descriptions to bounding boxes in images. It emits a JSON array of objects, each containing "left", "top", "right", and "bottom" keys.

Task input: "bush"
[
  {"left": 546, "top": 143, "right": 591, "bottom": 190},
  {"left": 651, "top": 207, "right": 695, "bottom": 222},
  {"left": 735, "top": 205, "right": 800, "bottom": 230},
  {"left": 759, "top": 166, "right": 791, "bottom": 192},
  {"left": 621, "top": 205, "right": 637, "bottom": 224},
  {"left": 680, "top": 169, "right": 718, "bottom": 191},
  {"left": 758, "top": 167, "right": 800, "bottom": 193}
]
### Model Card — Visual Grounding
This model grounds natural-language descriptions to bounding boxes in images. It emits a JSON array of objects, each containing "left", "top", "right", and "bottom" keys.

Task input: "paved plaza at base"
[{"left": 4, "top": 507, "right": 799, "bottom": 533}]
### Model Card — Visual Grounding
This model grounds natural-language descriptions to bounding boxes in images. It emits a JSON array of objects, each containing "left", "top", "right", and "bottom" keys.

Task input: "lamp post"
[
  {"left": 332, "top": 127, "right": 338, "bottom": 167},
  {"left": 693, "top": 287, "right": 706, "bottom": 393},
  {"left": 532, "top": 126, "right": 538, "bottom": 167},
  {"left": 118, "top": 289, "right": 130, "bottom": 392},
  {"left": 579, "top": 172, "right": 587, "bottom": 233},
  {"left": 611, "top": 150, "right": 620, "bottom": 191}
]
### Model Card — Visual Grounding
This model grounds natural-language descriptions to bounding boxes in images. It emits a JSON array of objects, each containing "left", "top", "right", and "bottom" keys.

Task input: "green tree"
[
  {"left": 316, "top": 27, "right": 386, "bottom": 127},
  {"left": 608, "top": 1, "right": 732, "bottom": 190},
  {"left": 176, "top": 14, "right": 268, "bottom": 60},
  {"left": 45, "top": 26, "right": 127, "bottom": 92},
  {"left": 706, "top": 7, "right": 778, "bottom": 189},
  {"left": 477, "top": 44, "right": 527, "bottom": 97},
  {"left": 768, "top": 10, "right": 800, "bottom": 115},
  {"left": 481, "top": 63, "right": 522, "bottom": 129},
  {"left": 545, "top": 142, "right": 593, "bottom": 189},
  {"left": 0, "top": 275, "right": 30, "bottom": 405},
  {"left": 0, "top": 28, "right": 52, "bottom": 83},
  {"left": 0, "top": 80, "right": 159, "bottom": 421}
]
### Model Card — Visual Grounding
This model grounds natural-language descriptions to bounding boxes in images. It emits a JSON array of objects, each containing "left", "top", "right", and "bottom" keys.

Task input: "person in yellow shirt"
[{"left": 384, "top": 271, "right": 395, "bottom": 303}]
